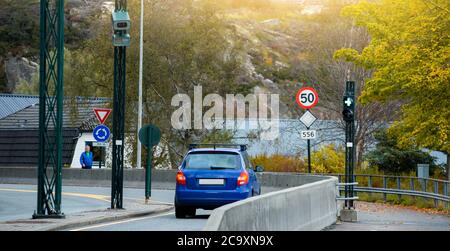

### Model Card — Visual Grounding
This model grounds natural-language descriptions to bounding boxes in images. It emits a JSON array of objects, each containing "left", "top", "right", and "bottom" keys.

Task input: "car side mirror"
[{"left": 255, "top": 165, "right": 264, "bottom": 172}]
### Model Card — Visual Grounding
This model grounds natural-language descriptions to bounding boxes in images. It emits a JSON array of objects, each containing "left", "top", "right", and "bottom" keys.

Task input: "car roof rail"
[{"left": 189, "top": 143, "right": 247, "bottom": 151}]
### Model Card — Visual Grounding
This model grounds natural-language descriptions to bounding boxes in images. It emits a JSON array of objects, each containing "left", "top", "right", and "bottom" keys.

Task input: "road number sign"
[
  {"left": 301, "top": 130, "right": 316, "bottom": 139},
  {"left": 296, "top": 87, "right": 319, "bottom": 109}
]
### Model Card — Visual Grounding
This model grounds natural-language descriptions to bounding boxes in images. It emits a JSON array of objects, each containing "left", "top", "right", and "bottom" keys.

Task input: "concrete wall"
[
  {"left": 0, "top": 167, "right": 177, "bottom": 190},
  {"left": 204, "top": 176, "right": 338, "bottom": 231},
  {"left": 0, "top": 168, "right": 329, "bottom": 191}
]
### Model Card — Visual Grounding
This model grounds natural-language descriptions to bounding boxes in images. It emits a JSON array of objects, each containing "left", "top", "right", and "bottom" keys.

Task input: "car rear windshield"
[{"left": 184, "top": 151, "right": 241, "bottom": 170}]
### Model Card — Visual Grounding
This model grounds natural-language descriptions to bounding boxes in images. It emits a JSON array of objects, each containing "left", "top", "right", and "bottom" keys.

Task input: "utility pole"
[
  {"left": 137, "top": 0, "right": 144, "bottom": 170},
  {"left": 111, "top": 0, "right": 130, "bottom": 209},
  {"left": 340, "top": 80, "right": 358, "bottom": 221},
  {"left": 33, "top": 0, "right": 65, "bottom": 219}
]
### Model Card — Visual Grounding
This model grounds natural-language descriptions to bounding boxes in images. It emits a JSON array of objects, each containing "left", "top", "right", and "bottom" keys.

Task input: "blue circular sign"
[{"left": 93, "top": 124, "right": 110, "bottom": 143}]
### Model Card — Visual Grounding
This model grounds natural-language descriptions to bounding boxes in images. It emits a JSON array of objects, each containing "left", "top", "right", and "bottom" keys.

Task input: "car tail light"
[
  {"left": 176, "top": 170, "right": 186, "bottom": 185},
  {"left": 237, "top": 171, "right": 249, "bottom": 186}
]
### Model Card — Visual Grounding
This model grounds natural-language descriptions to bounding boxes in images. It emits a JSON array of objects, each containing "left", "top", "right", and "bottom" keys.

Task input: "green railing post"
[
  {"left": 410, "top": 178, "right": 415, "bottom": 202},
  {"left": 383, "top": 176, "right": 387, "bottom": 202},
  {"left": 433, "top": 181, "right": 438, "bottom": 208},
  {"left": 444, "top": 182, "right": 449, "bottom": 209},
  {"left": 368, "top": 175, "right": 372, "bottom": 199},
  {"left": 396, "top": 177, "right": 401, "bottom": 201}
]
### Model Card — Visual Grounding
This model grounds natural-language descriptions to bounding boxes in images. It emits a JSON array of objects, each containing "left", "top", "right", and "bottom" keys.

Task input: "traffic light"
[{"left": 342, "top": 96, "right": 354, "bottom": 122}]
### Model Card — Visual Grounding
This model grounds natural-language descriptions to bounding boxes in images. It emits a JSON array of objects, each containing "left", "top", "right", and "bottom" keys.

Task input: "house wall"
[{"left": 70, "top": 132, "right": 134, "bottom": 169}]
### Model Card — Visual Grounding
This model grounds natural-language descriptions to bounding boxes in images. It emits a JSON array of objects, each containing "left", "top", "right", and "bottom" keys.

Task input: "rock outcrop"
[{"left": 4, "top": 56, "right": 38, "bottom": 92}]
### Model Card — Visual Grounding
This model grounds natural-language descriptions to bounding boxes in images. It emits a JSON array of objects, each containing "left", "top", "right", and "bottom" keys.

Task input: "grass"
[{"left": 357, "top": 192, "right": 450, "bottom": 214}]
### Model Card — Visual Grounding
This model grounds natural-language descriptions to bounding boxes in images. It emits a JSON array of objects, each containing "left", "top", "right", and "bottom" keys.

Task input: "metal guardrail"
[{"left": 309, "top": 173, "right": 449, "bottom": 208}]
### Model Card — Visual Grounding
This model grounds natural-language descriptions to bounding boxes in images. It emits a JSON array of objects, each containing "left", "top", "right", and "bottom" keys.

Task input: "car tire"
[
  {"left": 186, "top": 207, "right": 196, "bottom": 217},
  {"left": 175, "top": 206, "right": 187, "bottom": 218}
]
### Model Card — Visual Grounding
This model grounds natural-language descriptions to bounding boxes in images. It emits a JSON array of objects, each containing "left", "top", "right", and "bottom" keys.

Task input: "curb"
[{"left": 42, "top": 205, "right": 174, "bottom": 231}]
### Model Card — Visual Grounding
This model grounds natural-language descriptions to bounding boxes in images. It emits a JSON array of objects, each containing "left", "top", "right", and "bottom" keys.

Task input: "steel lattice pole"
[
  {"left": 33, "top": 0, "right": 65, "bottom": 219},
  {"left": 111, "top": 0, "right": 127, "bottom": 209}
]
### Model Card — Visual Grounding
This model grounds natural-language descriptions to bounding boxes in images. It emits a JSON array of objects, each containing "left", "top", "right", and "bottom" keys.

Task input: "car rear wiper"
[{"left": 209, "top": 166, "right": 234, "bottom": 170}]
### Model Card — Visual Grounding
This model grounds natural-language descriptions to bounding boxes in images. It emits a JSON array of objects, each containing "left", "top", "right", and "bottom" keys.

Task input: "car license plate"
[{"left": 198, "top": 179, "right": 224, "bottom": 185}]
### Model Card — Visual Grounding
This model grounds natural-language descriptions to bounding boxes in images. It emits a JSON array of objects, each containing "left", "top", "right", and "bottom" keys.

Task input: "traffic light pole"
[
  {"left": 33, "top": 0, "right": 65, "bottom": 219},
  {"left": 111, "top": 0, "right": 128, "bottom": 209},
  {"left": 340, "top": 81, "right": 358, "bottom": 221}
]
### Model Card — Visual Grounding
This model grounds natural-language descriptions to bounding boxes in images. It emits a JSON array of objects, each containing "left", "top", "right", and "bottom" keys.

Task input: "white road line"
[{"left": 69, "top": 211, "right": 175, "bottom": 231}]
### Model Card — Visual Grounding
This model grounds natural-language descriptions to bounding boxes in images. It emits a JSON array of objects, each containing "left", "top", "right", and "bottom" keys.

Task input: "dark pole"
[
  {"left": 343, "top": 81, "right": 356, "bottom": 209},
  {"left": 145, "top": 127, "right": 152, "bottom": 201},
  {"left": 111, "top": 0, "right": 128, "bottom": 209},
  {"left": 307, "top": 131, "right": 311, "bottom": 173}
]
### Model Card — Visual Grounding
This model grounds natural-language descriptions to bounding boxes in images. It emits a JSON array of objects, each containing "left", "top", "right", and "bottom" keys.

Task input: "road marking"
[
  {"left": 69, "top": 211, "right": 175, "bottom": 231},
  {"left": 0, "top": 187, "right": 173, "bottom": 207},
  {"left": 0, "top": 188, "right": 110, "bottom": 202}
]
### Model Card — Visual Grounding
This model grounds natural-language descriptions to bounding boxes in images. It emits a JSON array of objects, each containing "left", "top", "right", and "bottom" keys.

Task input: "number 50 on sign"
[{"left": 301, "top": 130, "right": 316, "bottom": 139}]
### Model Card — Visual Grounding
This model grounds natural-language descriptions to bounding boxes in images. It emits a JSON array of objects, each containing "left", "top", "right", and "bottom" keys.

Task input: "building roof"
[
  {"left": 0, "top": 94, "right": 39, "bottom": 119},
  {"left": 0, "top": 94, "right": 111, "bottom": 131}
]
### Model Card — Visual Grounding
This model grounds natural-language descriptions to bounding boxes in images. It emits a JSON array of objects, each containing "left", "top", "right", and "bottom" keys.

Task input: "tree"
[
  {"left": 269, "top": 0, "right": 399, "bottom": 168},
  {"left": 63, "top": 0, "right": 248, "bottom": 168},
  {"left": 334, "top": 0, "right": 450, "bottom": 179},
  {"left": 366, "top": 129, "right": 439, "bottom": 175}
]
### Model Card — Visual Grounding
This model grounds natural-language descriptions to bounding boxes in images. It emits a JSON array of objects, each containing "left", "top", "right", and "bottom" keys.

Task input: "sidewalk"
[
  {"left": 326, "top": 202, "right": 450, "bottom": 231},
  {"left": 0, "top": 199, "right": 173, "bottom": 231}
]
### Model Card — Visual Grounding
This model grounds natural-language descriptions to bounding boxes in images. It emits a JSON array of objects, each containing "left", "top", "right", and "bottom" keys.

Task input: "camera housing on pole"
[{"left": 112, "top": 10, "right": 131, "bottom": 47}]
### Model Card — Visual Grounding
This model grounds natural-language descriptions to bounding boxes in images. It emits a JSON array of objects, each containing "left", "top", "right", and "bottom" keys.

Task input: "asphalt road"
[
  {"left": 1, "top": 184, "right": 449, "bottom": 231},
  {"left": 0, "top": 184, "right": 210, "bottom": 231}
]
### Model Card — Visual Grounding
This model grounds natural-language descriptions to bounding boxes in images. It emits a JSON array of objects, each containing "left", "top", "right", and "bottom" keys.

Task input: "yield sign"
[{"left": 93, "top": 108, "right": 112, "bottom": 124}]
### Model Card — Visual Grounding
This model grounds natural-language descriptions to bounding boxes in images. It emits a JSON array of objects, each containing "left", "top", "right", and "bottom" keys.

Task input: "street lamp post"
[{"left": 137, "top": 0, "right": 144, "bottom": 169}]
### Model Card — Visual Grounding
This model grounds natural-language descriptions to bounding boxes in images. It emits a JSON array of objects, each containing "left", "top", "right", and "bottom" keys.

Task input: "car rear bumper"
[{"left": 175, "top": 185, "right": 252, "bottom": 209}]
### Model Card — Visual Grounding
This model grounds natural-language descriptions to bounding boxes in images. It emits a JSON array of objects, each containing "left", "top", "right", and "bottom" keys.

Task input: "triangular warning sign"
[{"left": 93, "top": 108, "right": 112, "bottom": 124}]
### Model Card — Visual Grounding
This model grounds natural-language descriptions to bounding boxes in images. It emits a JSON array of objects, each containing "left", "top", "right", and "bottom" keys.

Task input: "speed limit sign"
[{"left": 296, "top": 87, "right": 319, "bottom": 109}]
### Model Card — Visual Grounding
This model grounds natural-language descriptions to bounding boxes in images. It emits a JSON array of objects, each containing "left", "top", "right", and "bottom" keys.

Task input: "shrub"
[
  {"left": 309, "top": 144, "right": 345, "bottom": 174},
  {"left": 251, "top": 154, "right": 306, "bottom": 173}
]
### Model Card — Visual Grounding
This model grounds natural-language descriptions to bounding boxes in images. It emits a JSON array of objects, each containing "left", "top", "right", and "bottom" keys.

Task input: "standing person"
[{"left": 80, "top": 144, "right": 93, "bottom": 169}]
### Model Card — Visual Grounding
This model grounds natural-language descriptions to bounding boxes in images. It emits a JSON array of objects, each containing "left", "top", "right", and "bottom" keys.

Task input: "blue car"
[{"left": 174, "top": 144, "right": 263, "bottom": 218}]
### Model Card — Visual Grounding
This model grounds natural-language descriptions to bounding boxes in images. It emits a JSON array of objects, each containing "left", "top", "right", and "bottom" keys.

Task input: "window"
[
  {"left": 242, "top": 152, "right": 253, "bottom": 170},
  {"left": 184, "top": 151, "right": 241, "bottom": 170}
]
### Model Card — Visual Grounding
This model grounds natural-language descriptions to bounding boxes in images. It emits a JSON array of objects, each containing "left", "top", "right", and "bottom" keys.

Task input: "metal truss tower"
[{"left": 33, "top": 0, "right": 65, "bottom": 218}]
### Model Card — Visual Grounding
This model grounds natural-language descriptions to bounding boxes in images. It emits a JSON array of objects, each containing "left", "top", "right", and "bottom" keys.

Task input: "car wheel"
[
  {"left": 186, "top": 207, "right": 196, "bottom": 217},
  {"left": 175, "top": 206, "right": 187, "bottom": 218}
]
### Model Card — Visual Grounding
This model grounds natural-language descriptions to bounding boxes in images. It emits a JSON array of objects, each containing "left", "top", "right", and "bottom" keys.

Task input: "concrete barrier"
[
  {"left": 204, "top": 176, "right": 338, "bottom": 231},
  {"left": 0, "top": 168, "right": 329, "bottom": 191},
  {"left": 0, "top": 167, "right": 339, "bottom": 230},
  {"left": 0, "top": 167, "right": 177, "bottom": 190}
]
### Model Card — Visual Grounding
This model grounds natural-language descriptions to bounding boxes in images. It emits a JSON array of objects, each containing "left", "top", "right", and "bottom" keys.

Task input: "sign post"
[
  {"left": 296, "top": 87, "right": 319, "bottom": 173},
  {"left": 138, "top": 124, "right": 161, "bottom": 202}
]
